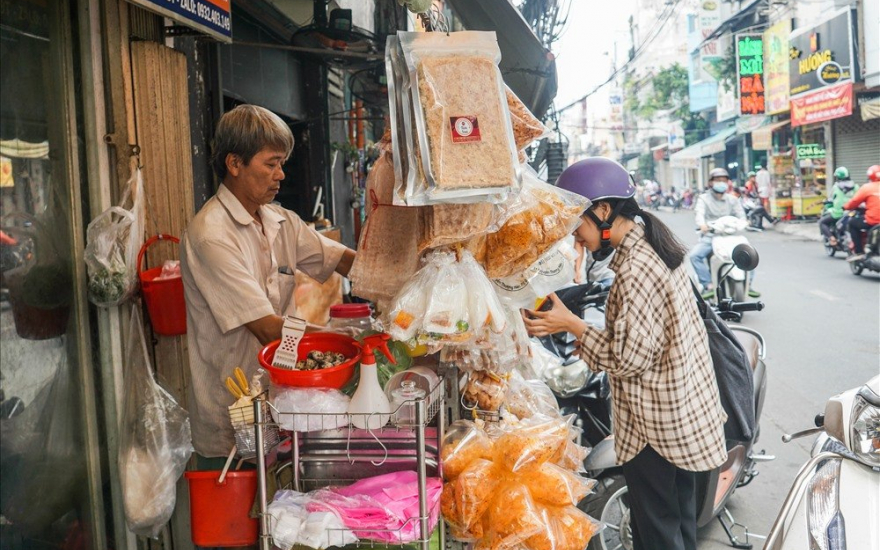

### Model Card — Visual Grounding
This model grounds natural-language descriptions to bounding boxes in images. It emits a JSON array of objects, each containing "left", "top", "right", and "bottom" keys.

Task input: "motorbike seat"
[{"left": 732, "top": 330, "right": 760, "bottom": 371}]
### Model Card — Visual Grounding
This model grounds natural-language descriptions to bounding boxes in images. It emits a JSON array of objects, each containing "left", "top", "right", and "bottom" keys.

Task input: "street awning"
[
  {"left": 669, "top": 127, "right": 737, "bottom": 168},
  {"left": 861, "top": 96, "right": 880, "bottom": 121},
  {"left": 445, "top": 0, "right": 558, "bottom": 117},
  {"left": 752, "top": 120, "right": 790, "bottom": 150}
]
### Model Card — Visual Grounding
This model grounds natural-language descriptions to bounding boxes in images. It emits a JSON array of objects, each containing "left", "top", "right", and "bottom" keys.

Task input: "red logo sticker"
[{"left": 450, "top": 116, "right": 481, "bottom": 143}]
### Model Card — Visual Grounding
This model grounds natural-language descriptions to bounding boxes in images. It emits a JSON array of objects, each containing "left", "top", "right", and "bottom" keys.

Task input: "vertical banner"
[
  {"left": 736, "top": 34, "right": 765, "bottom": 115},
  {"left": 763, "top": 19, "right": 791, "bottom": 114},
  {"left": 698, "top": 1, "right": 723, "bottom": 82}
]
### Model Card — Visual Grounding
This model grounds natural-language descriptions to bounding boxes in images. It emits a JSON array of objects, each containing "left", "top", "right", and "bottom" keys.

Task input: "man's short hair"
[{"left": 211, "top": 104, "right": 294, "bottom": 180}]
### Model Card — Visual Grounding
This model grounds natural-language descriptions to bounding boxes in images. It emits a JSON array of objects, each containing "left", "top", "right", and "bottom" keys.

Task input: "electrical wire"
[{"left": 556, "top": 0, "right": 683, "bottom": 114}]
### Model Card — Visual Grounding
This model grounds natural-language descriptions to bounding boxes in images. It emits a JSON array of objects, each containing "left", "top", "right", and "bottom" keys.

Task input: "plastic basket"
[{"left": 229, "top": 399, "right": 279, "bottom": 458}]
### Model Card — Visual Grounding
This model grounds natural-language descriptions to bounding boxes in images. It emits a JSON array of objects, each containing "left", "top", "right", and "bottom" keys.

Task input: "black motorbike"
[
  {"left": 846, "top": 209, "right": 880, "bottom": 276},
  {"left": 539, "top": 249, "right": 771, "bottom": 550},
  {"left": 820, "top": 203, "right": 852, "bottom": 257}
]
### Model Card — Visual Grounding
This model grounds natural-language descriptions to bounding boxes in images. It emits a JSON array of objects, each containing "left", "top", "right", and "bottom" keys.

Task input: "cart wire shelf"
[
  {"left": 264, "top": 502, "right": 441, "bottom": 548},
  {"left": 230, "top": 399, "right": 280, "bottom": 458},
  {"left": 267, "top": 375, "right": 444, "bottom": 434}
]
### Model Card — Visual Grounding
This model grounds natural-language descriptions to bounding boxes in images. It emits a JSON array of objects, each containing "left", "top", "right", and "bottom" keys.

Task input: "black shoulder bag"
[{"left": 692, "top": 284, "right": 756, "bottom": 443}]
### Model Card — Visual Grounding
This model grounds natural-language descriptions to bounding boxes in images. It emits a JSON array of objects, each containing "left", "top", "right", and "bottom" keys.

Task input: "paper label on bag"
[{"left": 450, "top": 116, "right": 481, "bottom": 143}]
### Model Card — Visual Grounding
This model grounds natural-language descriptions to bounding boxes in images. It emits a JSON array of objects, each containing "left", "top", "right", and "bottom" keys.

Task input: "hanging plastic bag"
[
  {"left": 506, "top": 87, "right": 552, "bottom": 153},
  {"left": 492, "top": 240, "right": 578, "bottom": 309},
  {"left": 387, "top": 257, "right": 439, "bottom": 342},
  {"left": 119, "top": 306, "right": 193, "bottom": 537},
  {"left": 400, "top": 31, "right": 521, "bottom": 203},
  {"left": 84, "top": 167, "right": 145, "bottom": 306},
  {"left": 504, "top": 370, "right": 560, "bottom": 420}
]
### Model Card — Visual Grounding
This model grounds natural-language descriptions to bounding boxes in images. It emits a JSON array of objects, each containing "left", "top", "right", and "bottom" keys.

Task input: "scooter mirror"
[{"left": 732, "top": 244, "right": 760, "bottom": 271}]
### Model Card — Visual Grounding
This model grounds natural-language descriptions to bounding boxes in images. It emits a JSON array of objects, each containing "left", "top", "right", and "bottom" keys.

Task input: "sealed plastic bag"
[
  {"left": 492, "top": 414, "right": 571, "bottom": 473},
  {"left": 400, "top": 31, "right": 520, "bottom": 202},
  {"left": 522, "top": 463, "right": 596, "bottom": 507},
  {"left": 492, "top": 240, "right": 577, "bottom": 308},
  {"left": 387, "top": 257, "right": 438, "bottom": 342},
  {"left": 119, "top": 306, "right": 192, "bottom": 537},
  {"left": 525, "top": 506, "right": 603, "bottom": 550},
  {"left": 507, "top": 87, "right": 552, "bottom": 152},
  {"left": 440, "top": 420, "right": 494, "bottom": 480},
  {"left": 441, "top": 458, "right": 502, "bottom": 539},
  {"left": 271, "top": 387, "right": 351, "bottom": 432},
  {"left": 85, "top": 167, "right": 145, "bottom": 306},
  {"left": 476, "top": 167, "right": 589, "bottom": 279},
  {"left": 504, "top": 370, "right": 560, "bottom": 420},
  {"left": 349, "top": 129, "right": 423, "bottom": 311},
  {"left": 478, "top": 482, "right": 545, "bottom": 550},
  {"left": 463, "top": 371, "right": 508, "bottom": 412},
  {"left": 423, "top": 251, "right": 471, "bottom": 339},
  {"left": 459, "top": 250, "right": 506, "bottom": 335}
]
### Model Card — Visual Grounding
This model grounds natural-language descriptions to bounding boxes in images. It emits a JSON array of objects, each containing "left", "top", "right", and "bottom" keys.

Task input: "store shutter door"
[{"left": 833, "top": 117, "right": 880, "bottom": 183}]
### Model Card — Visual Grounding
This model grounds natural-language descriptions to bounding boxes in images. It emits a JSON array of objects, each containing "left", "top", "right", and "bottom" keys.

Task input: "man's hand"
[
  {"left": 700, "top": 224, "right": 711, "bottom": 234},
  {"left": 521, "top": 293, "right": 587, "bottom": 338},
  {"left": 335, "top": 248, "right": 356, "bottom": 277},
  {"left": 245, "top": 314, "right": 284, "bottom": 345}
]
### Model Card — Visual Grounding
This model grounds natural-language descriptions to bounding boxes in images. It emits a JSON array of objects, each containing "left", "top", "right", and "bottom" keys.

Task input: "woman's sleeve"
[{"left": 578, "top": 279, "right": 664, "bottom": 379}]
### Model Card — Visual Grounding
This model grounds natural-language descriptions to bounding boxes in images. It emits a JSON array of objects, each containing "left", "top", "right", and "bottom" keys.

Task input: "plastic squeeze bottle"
[{"left": 349, "top": 333, "right": 397, "bottom": 430}]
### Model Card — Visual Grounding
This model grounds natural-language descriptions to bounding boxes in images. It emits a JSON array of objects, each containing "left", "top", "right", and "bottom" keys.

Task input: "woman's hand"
[{"left": 521, "top": 293, "right": 587, "bottom": 338}]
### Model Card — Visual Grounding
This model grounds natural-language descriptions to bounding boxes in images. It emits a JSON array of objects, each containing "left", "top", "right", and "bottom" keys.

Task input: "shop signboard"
[
  {"left": 697, "top": 0, "right": 724, "bottom": 82},
  {"left": 763, "top": 19, "right": 791, "bottom": 114},
  {"left": 736, "top": 34, "right": 765, "bottom": 115},
  {"left": 127, "top": 0, "right": 232, "bottom": 43},
  {"left": 788, "top": 8, "right": 856, "bottom": 98},
  {"left": 796, "top": 143, "right": 826, "bottom": 159},
  {"left": 791, "top": 81, "right": 853, "bottom": 127}
]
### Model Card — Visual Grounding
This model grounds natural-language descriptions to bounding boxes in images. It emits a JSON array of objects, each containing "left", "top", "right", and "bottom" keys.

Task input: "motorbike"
[
  {"left": 543, "top": 245, "right": 771, "bottom": 550},
  {"left": 818, "top": 202, "right": 851, "bottom": 257},
  {"left": 845, "top": 209, "right": 880, "bottom": 277},
  {"left": 707, "top": 216, "right": 754, "bottom": 304},
  {"left": 763, "top": 376, "right": 879, "bottom": 549}
]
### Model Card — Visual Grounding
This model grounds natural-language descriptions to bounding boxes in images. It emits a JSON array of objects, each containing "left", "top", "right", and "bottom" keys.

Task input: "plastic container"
[
  {"left": 185, "top": 470, "right": 258, "bottom": 547},
  {"left": 138, "top": 234, "right": 186, "bottom": 336},
  {"left": 258, "top": 332, "right": 360, "bottom": 389},
  {"left": 348, "top": 333, "right": 395, "bottom": 430},
  {"left": 385, "top": 366, "right": 440, "bottom": 404},
  {"left": 391, "top": 380, "right": 426, "bottom": 426},
  {"left": 328, "top": 303, "right": 373, "bottom": 333}
]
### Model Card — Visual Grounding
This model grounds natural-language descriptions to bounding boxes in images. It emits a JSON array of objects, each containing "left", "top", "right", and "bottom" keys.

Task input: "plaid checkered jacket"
[{"left": 579, "top": 223, "right": 728, "bottom": 472}]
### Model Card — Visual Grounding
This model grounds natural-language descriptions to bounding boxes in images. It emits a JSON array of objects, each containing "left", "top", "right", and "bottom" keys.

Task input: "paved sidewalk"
[{"left": 773, "top": 220, "right": 822, "bottom": 242}]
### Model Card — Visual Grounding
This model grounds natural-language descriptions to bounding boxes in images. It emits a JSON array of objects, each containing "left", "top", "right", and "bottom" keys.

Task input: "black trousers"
[
  {"left": 819, "top": 214, "right": 839, "bottom": 239},
  {"left": 622, "top": 445, "right": 698, "bottom": 550},
  {"left": 849, "top": 217, "right": 877, "bottom": 254}
]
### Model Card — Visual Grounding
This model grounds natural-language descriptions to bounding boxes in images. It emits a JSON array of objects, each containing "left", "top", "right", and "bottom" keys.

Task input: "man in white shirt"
[
  {"left": 755, "top": 164, "right": 772, "bottom": 208},
  {"left": 181, "top": 105, "right": 356, "bottom": 460}
]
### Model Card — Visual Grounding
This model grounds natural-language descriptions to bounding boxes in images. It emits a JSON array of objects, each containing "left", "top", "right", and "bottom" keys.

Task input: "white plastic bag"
[
  {"left": 85, "top": 168, "right": 145, "bottom": 306},
  {"left": 119, "top": 306, "right": 192, "bottom": 538},
  {"left": 492, "top": 241, "right": 578, "bottom": 309},
  {"left": 271, "top": 387, "right": 351, "bottom": 432},
  {"left": 423, "top": 251, "right": 470, "bottom": 337}
]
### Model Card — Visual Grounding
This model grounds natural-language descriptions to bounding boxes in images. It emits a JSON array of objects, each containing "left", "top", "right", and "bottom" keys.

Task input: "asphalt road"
[{"left": 649, "top": 209, "right": 880, "bottom": 549}]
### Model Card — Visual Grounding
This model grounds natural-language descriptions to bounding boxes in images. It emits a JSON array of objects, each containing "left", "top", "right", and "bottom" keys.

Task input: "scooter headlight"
[
  {"left": 850, "top": 393, "right": 880, "bottom": 468},
  {"left": 807, "top": 458, "right": 846, "bottom": 550}
]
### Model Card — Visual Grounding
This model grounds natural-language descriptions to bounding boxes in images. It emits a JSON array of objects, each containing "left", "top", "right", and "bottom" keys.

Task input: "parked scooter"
[
  {"left": 571, "top": 245, "right": 771, "bottom": 550},
  {"left": 707, "top": 216, "right": 754, "bottom": 303},
  {"left": 763, "top": 376, "right": 879, "bottom": 549},
  {"left": 846, "top": 209, "right": 880, "bottom": 277}
]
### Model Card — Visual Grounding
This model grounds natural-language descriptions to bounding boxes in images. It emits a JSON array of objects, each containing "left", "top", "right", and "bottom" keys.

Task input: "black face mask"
[{"left": 584, "top": 201, "right": 627, "bottom": 261}]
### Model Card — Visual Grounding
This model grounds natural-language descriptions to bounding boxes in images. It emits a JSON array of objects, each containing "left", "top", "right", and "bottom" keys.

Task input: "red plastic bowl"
[{"left": 258, "top": 332, "right": 360, "bottom": 389}]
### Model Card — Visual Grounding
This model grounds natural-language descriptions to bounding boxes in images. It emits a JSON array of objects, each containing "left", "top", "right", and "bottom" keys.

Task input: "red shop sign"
[{"left": 790, "top": 82, "right": 853, "bottom": 127}]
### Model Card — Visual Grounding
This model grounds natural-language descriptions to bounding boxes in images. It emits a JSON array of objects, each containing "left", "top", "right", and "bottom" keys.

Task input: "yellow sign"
[
  {"left": 763, "top": 20, "right": 791, "bottom": 114},
  {"left": 0, "top": 156, "right": 13, "bottom": 188}
]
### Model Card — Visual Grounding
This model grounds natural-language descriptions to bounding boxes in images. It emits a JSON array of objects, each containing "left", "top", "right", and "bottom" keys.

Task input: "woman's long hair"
[{"left": 592, "top": 197, "right": 688, "bottom": 270}]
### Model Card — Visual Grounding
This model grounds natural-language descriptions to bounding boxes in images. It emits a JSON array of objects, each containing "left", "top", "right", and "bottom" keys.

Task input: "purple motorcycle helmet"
[
  {"left": 556, "top": 157, "right": 637, "bottom": 261},
  {"left": 556, "top": 157, "right": 637, "bottom": 203}
]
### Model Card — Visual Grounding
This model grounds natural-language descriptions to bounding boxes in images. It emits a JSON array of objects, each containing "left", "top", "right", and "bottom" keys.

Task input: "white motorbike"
[
  {"left": 764, "top": 375, "right": 880, "bottom": 549},
  {"left": 708, "top": 216, "right": 754, "bottom": 303}
]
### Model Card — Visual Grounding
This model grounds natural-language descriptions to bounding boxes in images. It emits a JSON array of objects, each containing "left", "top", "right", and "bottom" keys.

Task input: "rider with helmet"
[
  {"left": 844, "top": 165, "right": 880, "bottom": 261},
  {"left": 521, "top": 157, "right": 727, "bottom": 550},
  {"left": 819, "top": 167, "right": 858, "bottom": 246},
  {"left": 689, "top": 167, "right": 754, "bottom": 298}
]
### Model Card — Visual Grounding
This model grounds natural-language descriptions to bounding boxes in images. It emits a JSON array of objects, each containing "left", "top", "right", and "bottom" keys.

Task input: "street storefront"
[{"left": 832, "top": 100, "right": 880, "bottom": 186}]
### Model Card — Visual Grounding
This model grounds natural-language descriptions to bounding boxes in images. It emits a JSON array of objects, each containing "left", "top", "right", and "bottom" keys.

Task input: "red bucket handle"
[{"left": 137, "top": 234, "right": 180, "bottom": 275}]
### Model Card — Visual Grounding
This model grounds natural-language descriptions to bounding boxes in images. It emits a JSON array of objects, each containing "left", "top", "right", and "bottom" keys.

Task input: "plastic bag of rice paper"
[
  {"left": 506, "top": 86, "right": 552, "bottom": 152},
  {"left": 399, "top": 31, "right": 521, "bottom": 203}
]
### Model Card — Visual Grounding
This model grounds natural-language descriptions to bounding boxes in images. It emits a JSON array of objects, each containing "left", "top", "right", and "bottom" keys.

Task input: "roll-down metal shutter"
[{"left": 833, "top": 116, "right": 880, "bottom": 183}]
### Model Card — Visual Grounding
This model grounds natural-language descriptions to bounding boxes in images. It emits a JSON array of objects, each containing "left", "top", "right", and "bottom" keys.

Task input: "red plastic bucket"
[
  {"left": 138, "top": 234, "right": 186, "bottom": 336},
  {"left": 184, "top": 470, "right": 258, "bottom": 547}
]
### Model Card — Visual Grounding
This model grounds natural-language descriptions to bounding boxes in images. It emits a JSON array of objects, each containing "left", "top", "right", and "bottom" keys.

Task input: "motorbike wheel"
[
  {"left": 850, "top": 261, "right": 864, "bottom": 276},
  {"left": 581, "top": 474, "right": 633, "bottom": 550}
]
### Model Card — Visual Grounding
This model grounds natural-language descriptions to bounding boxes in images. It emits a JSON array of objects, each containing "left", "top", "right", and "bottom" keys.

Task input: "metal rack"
[{"left": 251, "top": 373, "right": 448, "bottom": 550}]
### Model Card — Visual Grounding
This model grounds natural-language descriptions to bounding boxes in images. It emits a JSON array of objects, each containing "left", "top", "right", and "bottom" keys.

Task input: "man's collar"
[
  {"left": 609, "top": 223, "right": 644, "bottom": 272},
  {"left": 217, "top": 184, "right": 286, "bottom": 227}
]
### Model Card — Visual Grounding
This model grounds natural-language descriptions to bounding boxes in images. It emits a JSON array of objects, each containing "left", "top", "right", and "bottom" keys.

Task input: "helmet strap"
[{"left": 585, "top": 200, "right": 627, "bottom": 261}]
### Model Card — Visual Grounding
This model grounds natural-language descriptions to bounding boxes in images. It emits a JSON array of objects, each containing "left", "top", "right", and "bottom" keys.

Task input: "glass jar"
[
  {"left": 390, "top": 380, "right": 426, "bottom": 426},
  {"left": 328, "top": 303, "right": 372, "bottom": 334}
]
